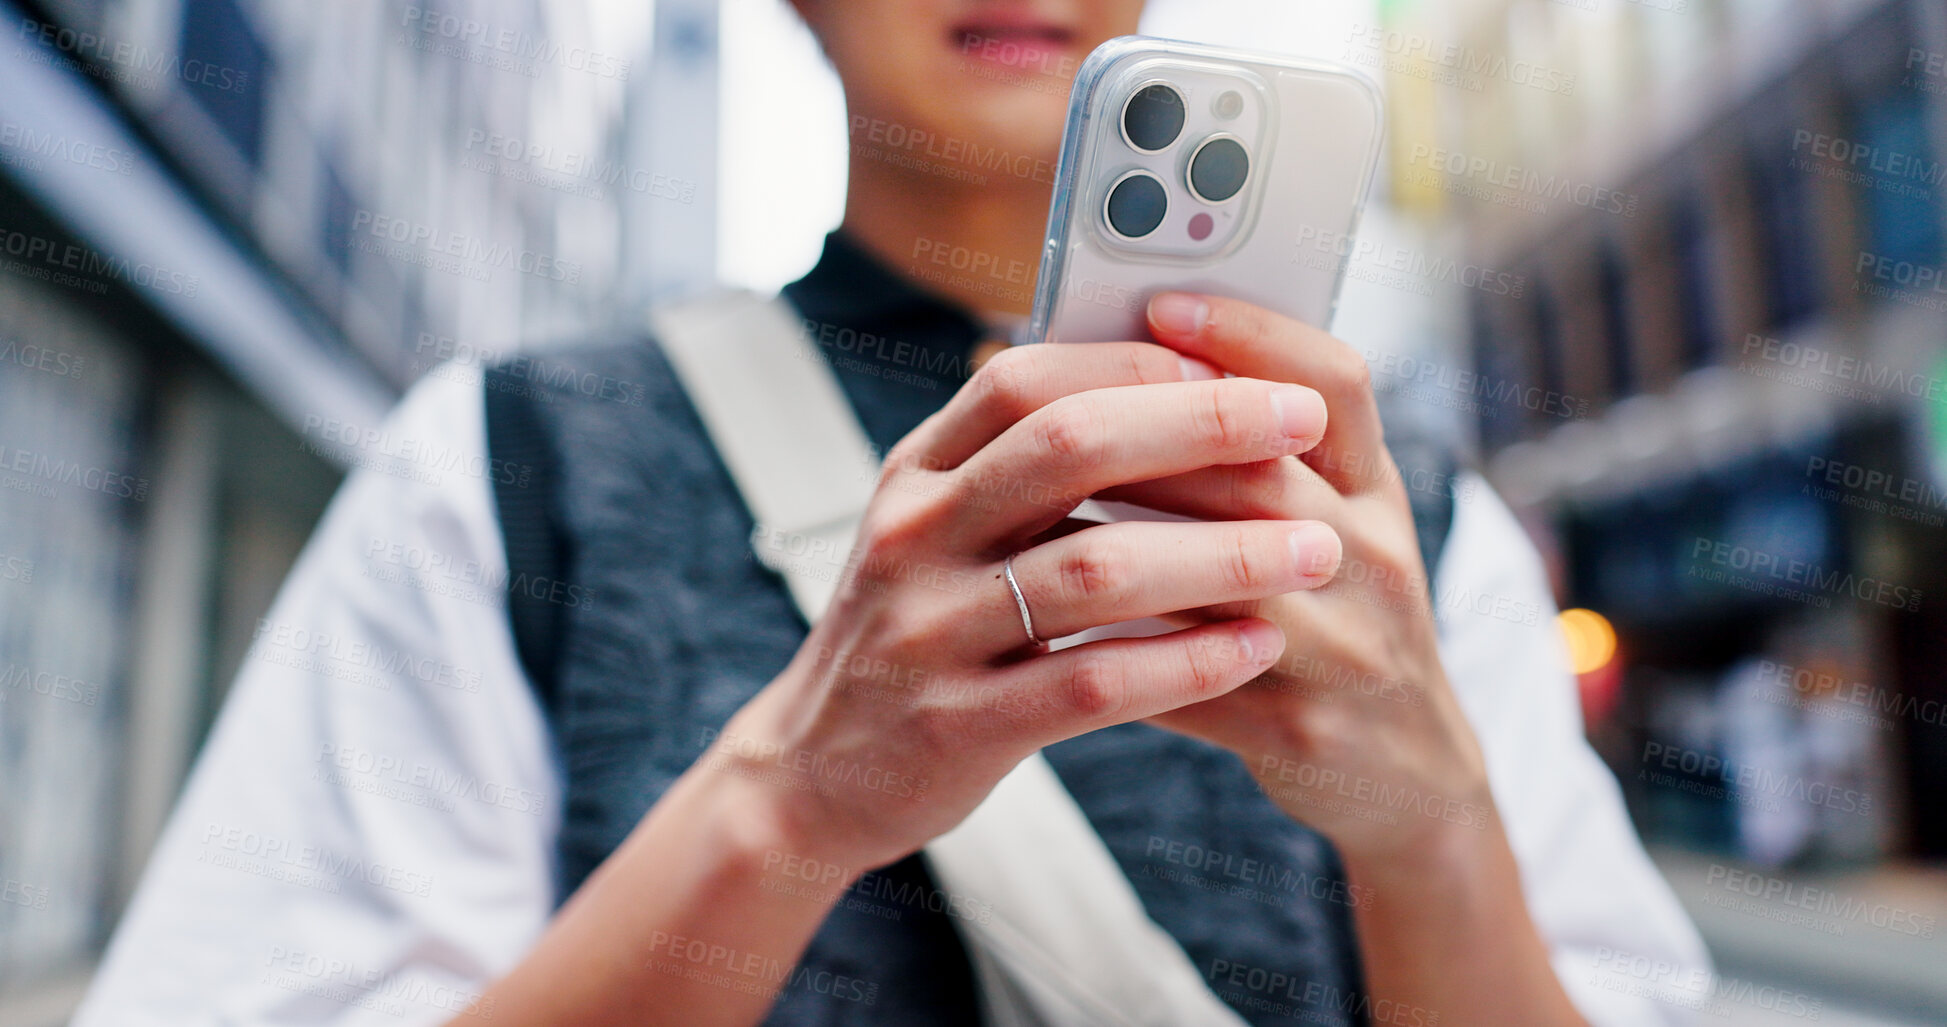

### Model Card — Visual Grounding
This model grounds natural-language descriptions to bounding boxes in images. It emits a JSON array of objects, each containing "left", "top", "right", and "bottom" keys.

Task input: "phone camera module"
[
  {"left": 1121, "top": 83, "right": 1185, "bottom": 152},
  {"left": 1188, "top": 135, "right": 1249, "bottom": 203},
  {"left": 1105, "top": 170, "right": 1168, "bottom": 239}
]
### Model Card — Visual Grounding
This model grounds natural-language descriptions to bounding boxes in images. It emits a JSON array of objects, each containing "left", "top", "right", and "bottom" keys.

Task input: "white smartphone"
[{"left": 1027, "top": 36, "right": 1384, "bottom": 347}]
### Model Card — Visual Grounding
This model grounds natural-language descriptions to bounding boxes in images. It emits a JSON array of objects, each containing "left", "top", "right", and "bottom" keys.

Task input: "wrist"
[
  {"left": 672, "top": 735, "right": 878, "bottom": 892},
  {"left": 1343, "top": 798, "right": 1509, "bottom": 902}
]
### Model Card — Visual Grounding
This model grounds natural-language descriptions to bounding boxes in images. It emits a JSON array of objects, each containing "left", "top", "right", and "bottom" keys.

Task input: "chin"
[{"left": 952, "top": 86, "right": 1071, "bottom": 161}]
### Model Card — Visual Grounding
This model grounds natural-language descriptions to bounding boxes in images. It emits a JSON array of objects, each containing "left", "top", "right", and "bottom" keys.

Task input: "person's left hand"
[{"left": 1099, "top": 292, "right": 1503, "bottom": 876}]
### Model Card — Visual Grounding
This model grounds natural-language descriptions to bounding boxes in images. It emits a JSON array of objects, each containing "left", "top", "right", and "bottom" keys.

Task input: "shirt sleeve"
[
  {"left": 73, "top": 367, "right": 561, "bottom": 1027},
  {"left": 1434, "top": 472, "right": 1713, "bottom": 1027}
]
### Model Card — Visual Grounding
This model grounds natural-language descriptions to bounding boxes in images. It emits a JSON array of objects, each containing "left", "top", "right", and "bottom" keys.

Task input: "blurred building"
[
  {"left": 1365, "top": 0, "right": 1947, "bottom": 1017},
  {"left": 0, "top": 0, "right": 712, "bottom": 1019},
  {"left": 6, "top": 0, "right": 1947, "bottom": 1023}
]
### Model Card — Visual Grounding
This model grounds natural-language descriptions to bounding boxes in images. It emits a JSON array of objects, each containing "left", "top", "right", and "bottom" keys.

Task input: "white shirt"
[{"left": 75, "top": 366, "right": 1711, "bottom": 1026}]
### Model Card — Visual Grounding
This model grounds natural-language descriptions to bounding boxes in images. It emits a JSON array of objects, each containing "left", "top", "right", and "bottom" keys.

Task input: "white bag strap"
[{"left": 651, "top": 290, "right": 1249, "bottom": 1027}]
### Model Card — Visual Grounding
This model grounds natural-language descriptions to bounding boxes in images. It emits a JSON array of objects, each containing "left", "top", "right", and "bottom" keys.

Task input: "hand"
[
  {"left": 708, "top": 339, "right": 1348, "bottom": 873},
  {"left": 1101, "top": 292, "right": 1498, "bottom": 871},
  {"left": 1108, "top": 293, "right": 1586, "bottom": 1024}
]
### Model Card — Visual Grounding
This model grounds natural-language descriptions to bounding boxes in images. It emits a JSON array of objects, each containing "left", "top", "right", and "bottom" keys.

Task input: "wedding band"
[{"left": 1003, "top": 553, "right": 1046, "bottom": 648}]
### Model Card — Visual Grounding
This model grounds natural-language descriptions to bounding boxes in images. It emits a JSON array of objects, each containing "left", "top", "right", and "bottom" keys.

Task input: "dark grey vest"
[{"left": 482, "top": 241, "right": 1457, "bottom": 1027}]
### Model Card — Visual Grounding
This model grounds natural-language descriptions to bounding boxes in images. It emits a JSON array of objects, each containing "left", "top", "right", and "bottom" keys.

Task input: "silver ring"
[{"left": 1003, "top": 553, "right": 1045, "bottom": 648}]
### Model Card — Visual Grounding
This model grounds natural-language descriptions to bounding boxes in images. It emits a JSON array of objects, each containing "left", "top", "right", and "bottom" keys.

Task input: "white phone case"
[{"left": 1028, "top": 36, "right": 1385, "bottom": 346}]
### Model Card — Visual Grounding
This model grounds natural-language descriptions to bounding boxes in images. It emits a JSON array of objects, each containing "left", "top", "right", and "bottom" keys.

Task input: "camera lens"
[
  {"left": 1121, "top": 83, "right": 1185, "bottom": 152},
  {"left": 1188, "top": 135, "right": 1249, "bottom": 203},
  {"left": 1105, "top": 171, "right": 1168, "bottom": 238}
]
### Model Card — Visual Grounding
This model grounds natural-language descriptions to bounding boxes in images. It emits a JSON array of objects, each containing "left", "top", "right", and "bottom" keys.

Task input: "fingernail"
[
  {"left": 1235, "top": 620, "right": 1282, "bottom": 665},
  {"left": 1177, "top": 356, "right": 1222, "bottom": 381},
  {"left": 1149, "top": 293, "right": 1207, "bottom": 337},
  {"left": 1288, "top": 522, "right": 1342, "bottom": 579},
  {"left": 1269, "top": 384, "right": 1326, "bottom": 442}
]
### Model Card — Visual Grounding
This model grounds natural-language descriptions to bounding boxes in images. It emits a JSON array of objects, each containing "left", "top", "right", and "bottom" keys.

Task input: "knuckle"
[
  {"left": 1220, "top": 526, "right": 1277, "bottom": 592},
  {"left": 1124, "top": 343, "right": 1175, "bottom": 385},
  {"left": 973, "top": 347, "right": 1037, "bottom": 417},
  {"left": 854, "top": 502, "right": 936, "bottom": 562},
  {"left": 1196, "top": 386, "right": 1253, "bottom": 452},
  {"left": 1343, "top": 350, "right": 1374, "bottom": 396},
  {"left": 879, "top": 438, "right": 938, "bottom": 480},
  {"left": 1181, "top": 632, "right": 1243, "bottom": 697},
  {"left": 1032, "top": 399, "right": 1100, "bottom": 468},
  {"left": 1059, "top": 537, "right": 1134, "bottom": 608},
  {"left": 1062, "top": 656, "right": 1125, "bottom": 720},
  {"left": 905, "top": 700, "right": 963, "bottom": 758}
]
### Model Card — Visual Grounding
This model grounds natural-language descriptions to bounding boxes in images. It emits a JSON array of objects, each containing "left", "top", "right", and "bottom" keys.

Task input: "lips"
[{"left": 951, "top": 14, "right": 1078, "bottom": 70}]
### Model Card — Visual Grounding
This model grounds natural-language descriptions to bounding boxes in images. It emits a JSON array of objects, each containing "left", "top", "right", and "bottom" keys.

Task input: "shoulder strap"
[{"left": 650, "top": 289, "right": 1250, "bottom": 1027}]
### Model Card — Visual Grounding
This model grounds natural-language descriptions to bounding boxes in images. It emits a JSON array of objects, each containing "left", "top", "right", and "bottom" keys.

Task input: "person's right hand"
[{"left": 701, "top": 341, "right": 1345, "bottom": 875}]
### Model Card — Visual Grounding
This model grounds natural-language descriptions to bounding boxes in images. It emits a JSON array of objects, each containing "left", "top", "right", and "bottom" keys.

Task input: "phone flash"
[
  {"left": 1213, "top": 90, "right": 1243, "bottom": 119},
  {"left": 1188, "top": 213, "right": 1214, "bottom": 241}
]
